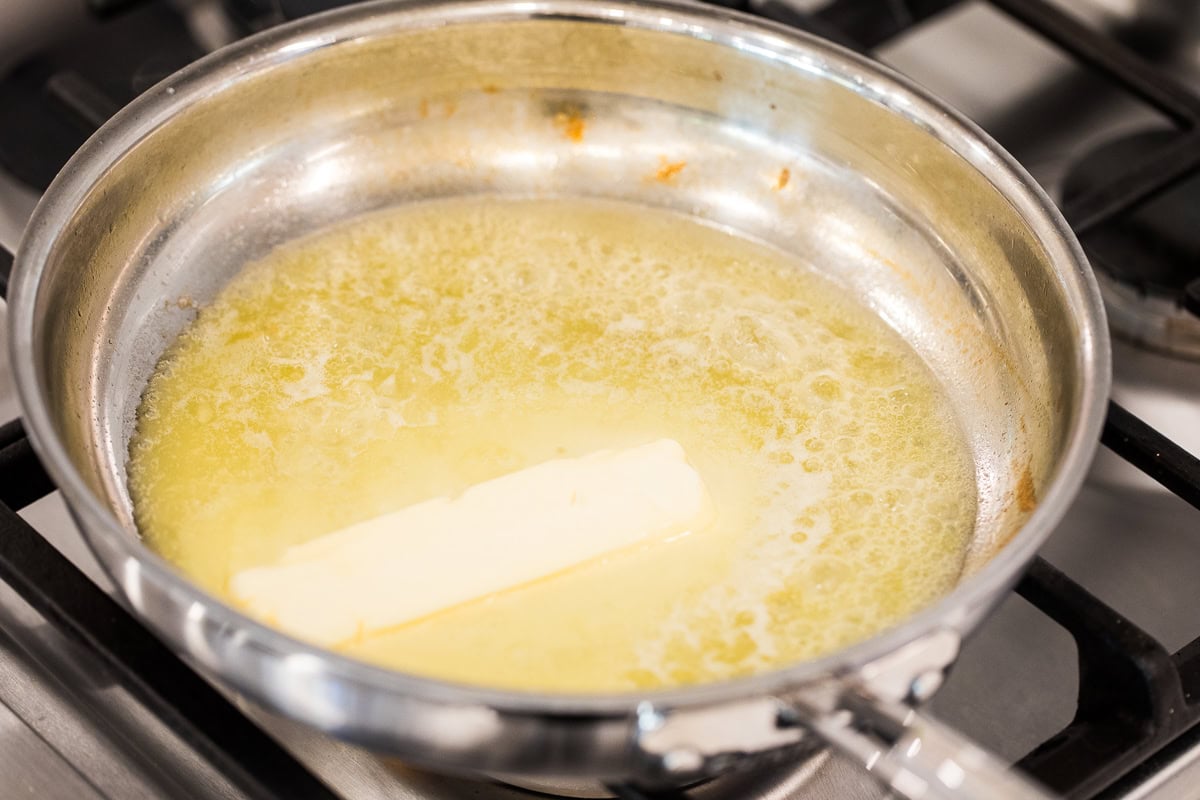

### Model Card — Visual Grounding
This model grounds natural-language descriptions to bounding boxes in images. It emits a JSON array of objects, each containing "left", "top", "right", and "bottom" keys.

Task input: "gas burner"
[
  {"left": 218, "top": 0, "right": 362, "bottom": 35},
  {"left": 1062, "top": 128, "right": 1200, "bottom": 359},
  {"left": 3, "top": 2, "right": 1200, "bottom": 799},
  {"left": 0, "top": 1, "right": 201, "bottom": 193}
]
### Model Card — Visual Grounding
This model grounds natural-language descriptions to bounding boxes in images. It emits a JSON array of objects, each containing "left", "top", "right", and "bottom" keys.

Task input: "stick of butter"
[{"left": 230, "top": 438, "right": 713, "bottom": 646}]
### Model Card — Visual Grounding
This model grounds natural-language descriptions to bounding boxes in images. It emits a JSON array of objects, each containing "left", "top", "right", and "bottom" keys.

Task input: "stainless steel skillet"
[{"left": 5, "top": 0, "right": 1109, "bottom": 797}]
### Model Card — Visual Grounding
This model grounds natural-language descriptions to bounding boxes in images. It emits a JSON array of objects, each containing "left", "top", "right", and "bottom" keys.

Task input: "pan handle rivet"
[
  {"left": 909, "top": 670, "right": 945, "bottom": 702},
  {"left": 662, "top": 748, "right": 704, "bottom": 775}
]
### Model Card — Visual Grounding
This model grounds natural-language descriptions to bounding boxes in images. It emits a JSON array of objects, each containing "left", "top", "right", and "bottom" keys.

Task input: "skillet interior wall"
[{"left": 29, "top": 11, "right": 1077, "bottom": 576}]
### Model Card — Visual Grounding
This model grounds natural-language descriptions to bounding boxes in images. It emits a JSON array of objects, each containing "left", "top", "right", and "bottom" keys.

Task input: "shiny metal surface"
[
  {"left": 0, "top": 697, "right": 102, "bottom": 800},
  {"left": 1098, "top": 274, "right": 1200, "bottom": 361},
  {"left": 809, "top": 696, "right": 1056, "bottom": 799},
  {"left": 7, "top": 0, "right": 1109, "bottom": 793},
  {"left": 0, "top": 568, "right": 241, "bottom": 800},
  {"left": 1112, "top": 725, "right": 1200, "bottom": 800}
]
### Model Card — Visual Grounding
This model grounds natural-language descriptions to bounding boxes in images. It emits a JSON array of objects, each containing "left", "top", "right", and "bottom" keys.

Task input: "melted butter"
[{"left": 128, "top": 198, "right": 976, "bottom": 692}]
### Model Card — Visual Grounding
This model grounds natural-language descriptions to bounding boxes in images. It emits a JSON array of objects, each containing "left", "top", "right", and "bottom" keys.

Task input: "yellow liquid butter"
[{"left": 128, "top": 198, "right": 976, "bottom": 692}]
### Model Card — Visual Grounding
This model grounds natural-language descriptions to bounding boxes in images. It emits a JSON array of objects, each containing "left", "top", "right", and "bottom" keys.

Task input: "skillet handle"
[{"left": 806, "top": 692, "right": 1057, "bottom": 800}]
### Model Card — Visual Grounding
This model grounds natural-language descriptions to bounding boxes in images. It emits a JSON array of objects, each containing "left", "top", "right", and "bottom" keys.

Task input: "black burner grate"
[
  {"left": 0, "top": 421, "right": 341, "bottom": 799},
  {"left": 2, "top": 1, "right": 1200, "bottom": 799}
]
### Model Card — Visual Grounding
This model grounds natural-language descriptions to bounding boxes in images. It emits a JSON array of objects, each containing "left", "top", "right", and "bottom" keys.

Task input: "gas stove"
[{"left": 1, "top": 1, "right": 1199, "bottom": 799}]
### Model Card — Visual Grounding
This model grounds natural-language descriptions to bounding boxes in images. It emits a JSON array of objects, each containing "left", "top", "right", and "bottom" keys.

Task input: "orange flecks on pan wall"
[
  {"left": 1016, "top": 464, "right": 1037, "bottom": 513},
  {"left": 653, "top": 158, "right": 687, "bottom": 184},
  {"left": 554, "top": 110, "right": 587, "bottom": 143}
]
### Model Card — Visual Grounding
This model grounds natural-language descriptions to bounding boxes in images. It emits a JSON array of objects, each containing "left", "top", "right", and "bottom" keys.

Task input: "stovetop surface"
[{"left": 1, "top": 1, "right": 1200, "bottom": 799}]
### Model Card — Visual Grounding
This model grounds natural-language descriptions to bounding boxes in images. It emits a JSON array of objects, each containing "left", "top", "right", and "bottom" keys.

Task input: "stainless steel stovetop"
[{"left": 1, "top": 1, "right": 1199, "bottom": 798}]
